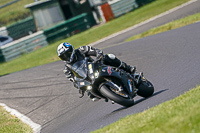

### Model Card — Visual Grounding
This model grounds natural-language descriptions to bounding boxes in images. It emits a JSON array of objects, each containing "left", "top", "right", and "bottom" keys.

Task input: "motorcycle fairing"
[
  {"left": 71, "top": 59, "right": 88, "bottom": 79},
  {"left": 71, "top": 58, "right": 136, "bottom": 98},
  {"left": 98, "top": 65, "right": 136, "bottom": 98}
]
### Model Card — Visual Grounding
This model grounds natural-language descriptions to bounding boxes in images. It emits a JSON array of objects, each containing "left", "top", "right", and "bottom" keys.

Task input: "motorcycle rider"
[{"left": 57, "top": 42, "right": 136, "bottom": 101}]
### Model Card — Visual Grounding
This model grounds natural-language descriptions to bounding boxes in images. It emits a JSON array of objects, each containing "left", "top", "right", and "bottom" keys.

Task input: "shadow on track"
[{"left": 112, "top": 89, "right": 169, "bottom": 113}]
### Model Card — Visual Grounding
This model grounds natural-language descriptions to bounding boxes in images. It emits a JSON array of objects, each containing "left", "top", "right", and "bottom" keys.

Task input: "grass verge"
[
  {"left": 0, "top": 0, "right": 191, "bottom": 76},
  {"left": 92, "top": 85, "right": 200, "bottom": 133},
  {"left": 0, "top": 0, "right": 32, "bottom": 26},
  {"left": 0, "top": 106, "right": 33, "bottom": 133},
  {"left": 126, "top": 12, "right": 200, "bottom": 42}
]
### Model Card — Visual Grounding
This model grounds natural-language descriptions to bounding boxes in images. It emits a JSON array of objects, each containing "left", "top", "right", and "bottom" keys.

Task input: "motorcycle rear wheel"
[
  {"left": 100, "top": 85, "right": 134, "bottom": 107},
  {"left": 137, "top": 80, "right": 154, "bottom": 98}
]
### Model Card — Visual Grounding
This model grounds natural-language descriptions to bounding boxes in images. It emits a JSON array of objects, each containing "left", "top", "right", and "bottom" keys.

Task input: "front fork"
[{"left": 132, "top": 72, "right": 146, "bottom": 85}]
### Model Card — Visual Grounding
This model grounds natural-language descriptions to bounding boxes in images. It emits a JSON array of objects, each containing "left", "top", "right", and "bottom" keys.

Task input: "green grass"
[
  {"left": 126, "top": 12, "right": 200, "bottom": 42},
  {"left": 0, "top": 0, "right": 14, "bottom": 5},
  {"left": 0, "top": 0, "right": 192, "bottom": 76},
  {"left": 0, "top": 0, "right": 32, "bottom": 26},
  {"left": 0, "top": 106, "right": 33, "bottom": 133},
  {"left": 92, "top": 85, "right": 200, "bottom": 133}
]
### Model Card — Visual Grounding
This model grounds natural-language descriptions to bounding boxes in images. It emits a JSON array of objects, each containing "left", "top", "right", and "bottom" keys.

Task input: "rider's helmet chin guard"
[{"left": 57, "top": 42, "right": 75, "bottom": 63}]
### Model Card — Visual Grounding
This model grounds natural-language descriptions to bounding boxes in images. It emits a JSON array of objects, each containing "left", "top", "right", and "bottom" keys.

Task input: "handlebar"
[
  {"left": 92, "top": 58, "right": 102, "bottom": 63},
  {"left": 92, "top": 55, "right": 104, "bottom": 64}
]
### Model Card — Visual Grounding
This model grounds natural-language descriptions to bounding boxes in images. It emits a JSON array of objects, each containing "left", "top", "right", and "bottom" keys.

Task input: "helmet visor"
[{"left": 59, "top": 46, "right": 73, "bottom": 61}]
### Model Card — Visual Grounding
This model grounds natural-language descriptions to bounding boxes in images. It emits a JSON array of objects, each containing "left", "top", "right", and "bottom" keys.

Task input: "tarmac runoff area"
[{"left": 0, "top": 0, "right": 198, "bottom": 132}]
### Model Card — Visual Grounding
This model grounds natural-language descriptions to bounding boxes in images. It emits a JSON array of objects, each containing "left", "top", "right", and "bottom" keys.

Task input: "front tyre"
[
  {"left": 137, "top": 80, "right": 154, "bottom": 98},
  {"left": 99, "top": 85, "right": 134, "bottom": 107}
]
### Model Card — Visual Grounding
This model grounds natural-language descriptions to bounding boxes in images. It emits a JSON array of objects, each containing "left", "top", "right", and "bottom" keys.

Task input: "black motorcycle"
[{"left": 71, "top": 57, "right": 154, "bottom": 107}]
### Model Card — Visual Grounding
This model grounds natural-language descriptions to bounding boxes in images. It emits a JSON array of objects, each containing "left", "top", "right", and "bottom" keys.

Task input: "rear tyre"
[
  {"left": 100, "top": 85, "right": 134, "bottom": 107},
  {"left": 137, "top": 80, "right": 154, "bottom": 98}
]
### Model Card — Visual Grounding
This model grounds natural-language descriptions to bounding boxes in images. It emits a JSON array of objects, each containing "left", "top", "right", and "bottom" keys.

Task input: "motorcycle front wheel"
[
  {"left": 99, "top": 85, "right": 134, "bottom": 107},
  {"left": 137, "top": 80, "right": 154, "bottom": 98}
]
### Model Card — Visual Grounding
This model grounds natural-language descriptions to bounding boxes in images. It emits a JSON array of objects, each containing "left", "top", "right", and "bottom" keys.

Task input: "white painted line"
[
  {"left": 89, "top": 0, "right": 198, "bottom": 46},
  {"left": 0, "top": 103, "right": 41, "bottom": 133}
]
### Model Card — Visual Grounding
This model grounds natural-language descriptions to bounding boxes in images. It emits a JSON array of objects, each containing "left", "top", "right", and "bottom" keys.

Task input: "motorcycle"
[{"left": 72, "top": 57, "right": 154, "bottom": 107}]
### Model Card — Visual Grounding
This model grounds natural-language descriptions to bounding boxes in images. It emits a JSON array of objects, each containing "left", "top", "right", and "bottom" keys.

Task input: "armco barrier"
[
  {"left": 44, "top": 13, "right": 96, "bottom": 43},
  {"left": 109, "top": 0, "right": 138, "bottom": 18},
  {"left": 0, "top": 31, "right": 48, "bottom": 62}
]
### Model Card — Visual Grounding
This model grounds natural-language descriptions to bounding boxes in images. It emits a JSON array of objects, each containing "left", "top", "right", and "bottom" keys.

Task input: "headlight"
[
  {"left": 87, "top": 86, "right": 92, "bottom": 91},
  {"left": 94, "top": 71, "right": 99, "bottom": 78}
]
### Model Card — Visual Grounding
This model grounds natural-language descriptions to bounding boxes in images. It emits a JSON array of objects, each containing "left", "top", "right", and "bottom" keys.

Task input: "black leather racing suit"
[
  {"left": 63, "top": 46, "right": 122, "bottom": 88},
  {"left": 63, "top": 45, "right": 136, "bottom": 99}
]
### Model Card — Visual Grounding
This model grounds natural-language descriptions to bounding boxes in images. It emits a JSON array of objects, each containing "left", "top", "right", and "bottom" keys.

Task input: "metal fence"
[{"left": 0, "top": 31, "right": 48, "bottom": 62}]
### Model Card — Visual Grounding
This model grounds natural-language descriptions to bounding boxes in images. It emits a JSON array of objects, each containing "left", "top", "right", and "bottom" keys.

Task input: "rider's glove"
[
  {"left": 96, "top": 49, "right": 103, "bottom": 61},
  {"left": 96, "top": 53, "right": 104, "bottom": 61}
]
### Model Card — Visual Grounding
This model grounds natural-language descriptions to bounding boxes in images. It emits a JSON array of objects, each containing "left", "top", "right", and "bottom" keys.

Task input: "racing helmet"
[{"left": 57, "top": 42, "right": 75, "bottom": 63}]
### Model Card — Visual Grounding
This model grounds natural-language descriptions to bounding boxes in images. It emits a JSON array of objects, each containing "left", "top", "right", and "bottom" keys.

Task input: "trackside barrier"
[
  {"left": 109, "top": 0, "right": 138, "bottom": 18},
  {"left": 7, "top": 17, "right": 37, "bottom": 40},
  {"left": 44, "top": 13, "right": 96, "bottom": 43},
  {"left": 100, "top": 3, "right": 114, "bottom": 22},
  {"left": 0, "top": 31, "right": 48, "bottom": 62}
]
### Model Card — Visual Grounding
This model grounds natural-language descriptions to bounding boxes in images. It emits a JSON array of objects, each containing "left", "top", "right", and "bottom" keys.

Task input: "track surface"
[{"left": 0, "top": 2, "right": 200, "bottom": 133}]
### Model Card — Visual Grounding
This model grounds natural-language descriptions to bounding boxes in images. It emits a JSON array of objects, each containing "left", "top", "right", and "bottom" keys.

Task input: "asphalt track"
[{"left": 0, "top": 1, "right": 200, "bottom": 133}]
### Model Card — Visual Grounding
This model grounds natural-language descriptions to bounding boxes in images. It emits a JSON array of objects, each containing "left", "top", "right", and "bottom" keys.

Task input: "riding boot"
[{"left": 120, "top": 62, "right": 136, "bottom": 74}]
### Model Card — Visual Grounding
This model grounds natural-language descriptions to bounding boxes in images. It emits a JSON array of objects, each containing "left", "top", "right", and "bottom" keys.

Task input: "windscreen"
[{"left": 72, "top": 60, "right": 87, "bottom": 79}]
